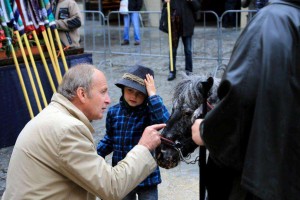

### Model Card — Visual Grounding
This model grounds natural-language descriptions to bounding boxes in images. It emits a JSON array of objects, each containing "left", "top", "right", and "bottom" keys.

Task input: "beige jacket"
[
  {"left": 54, "top": 0, "right": 82, "bottom": 47},
  {"left": 2, "top": 93, "right": 156, "bottom": 200}
]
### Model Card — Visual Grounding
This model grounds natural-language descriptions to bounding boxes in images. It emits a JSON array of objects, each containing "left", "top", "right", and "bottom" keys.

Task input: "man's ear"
[{"left": 76, "top": 87, "right": 87, "bottom": 103}]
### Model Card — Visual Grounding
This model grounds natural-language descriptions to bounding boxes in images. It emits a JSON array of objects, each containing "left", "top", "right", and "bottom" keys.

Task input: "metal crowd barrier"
[
  {"left": 81, "top": 10, "right": 107, "bottom": 54},
  {"left": 81, "top": 9, "right": 257, "bottom": 76},
  {"left": 219, "top": 10, "right": 257, "bottom": 60},
  {"left": 106, "top": 11, "right": 167, "bottom": 57},
  {"left": 213, "top": 9, "right": 257, "bottom": 76},
  {"left": 80, "top": 10, "right": 112, "bottom": 68}
]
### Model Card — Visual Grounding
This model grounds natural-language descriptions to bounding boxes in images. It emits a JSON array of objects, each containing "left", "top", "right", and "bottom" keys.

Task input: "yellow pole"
[
  {"left": 32, "top": 31, "right": 56, "bottom": 93},
  {"left": 42, "top": 30, "right": 62, "bottom": 83},
  {"left": 167, "top": 2, "right": 174, "bottom": 72},
  {"left": 15, "top": 30, "right": 42, "bottom": 112},
  {"left": 23, "top": 33, "right": 48, "bottom": 107},
  {"left": 47, "top": 28, "right": 61, "bottom": 74},
  {"left": 11, "top": 45, "right": 34, "bottom": 118},
  {"left": 53, "top": 28, "right": 68, "bottom": 72}
]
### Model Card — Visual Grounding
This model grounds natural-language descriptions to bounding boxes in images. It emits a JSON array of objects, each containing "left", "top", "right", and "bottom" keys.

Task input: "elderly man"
[{"left": 2, "top": 63, "right": 164, "bottom": 200}]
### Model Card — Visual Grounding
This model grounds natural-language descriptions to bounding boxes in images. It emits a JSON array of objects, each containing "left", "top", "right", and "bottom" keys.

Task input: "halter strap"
[{"left": 160, "top": 136, "right": 198, "bottom": 164}]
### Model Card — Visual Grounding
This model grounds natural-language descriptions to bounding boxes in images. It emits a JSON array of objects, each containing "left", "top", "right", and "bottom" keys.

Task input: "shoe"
[
  {"left": 167, "top": 72, "right": 176, "bottom": 81},
  {"left": 134, "top": 41, "right": 140, "bottom": 46},
  {"left": 186, "top": 71, "right": 192, "bottom": 76},
  {"left": 121, "top": 40, "right": 129, "bottom": 45}
]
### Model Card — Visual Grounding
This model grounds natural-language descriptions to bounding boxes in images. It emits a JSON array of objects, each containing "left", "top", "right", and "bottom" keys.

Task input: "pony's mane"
[{"left": 172, "top": 75, "right": 220, "bottom": 111}]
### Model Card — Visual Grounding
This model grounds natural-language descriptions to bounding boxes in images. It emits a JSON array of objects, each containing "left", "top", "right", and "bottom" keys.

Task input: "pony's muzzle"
[{"left": 155, "top": 145, "right": 180, "bottom": 169}]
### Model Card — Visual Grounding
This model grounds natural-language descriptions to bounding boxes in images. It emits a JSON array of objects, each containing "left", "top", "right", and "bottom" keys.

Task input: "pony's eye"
[{"left": 186, "top": 111, "right": 193, "bottom": 115}]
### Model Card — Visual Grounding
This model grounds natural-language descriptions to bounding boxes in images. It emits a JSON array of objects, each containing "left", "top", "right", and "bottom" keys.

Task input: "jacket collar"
[
  {"left": 51, "top": 93, "right": 95, "bottom": 133},
  {"left": 119, "top": 96, "right": 147, "bottom": 112}
]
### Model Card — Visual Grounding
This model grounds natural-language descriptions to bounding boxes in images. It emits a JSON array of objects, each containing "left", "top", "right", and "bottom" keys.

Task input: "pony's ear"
[{"left": 207, "top": 77, "right": 214, "bottom": 87}]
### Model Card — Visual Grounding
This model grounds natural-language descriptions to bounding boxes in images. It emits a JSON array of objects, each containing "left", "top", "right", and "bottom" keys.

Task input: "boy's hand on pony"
[{"left": 144, "top": 74, "right": 156, "bottom": 96}]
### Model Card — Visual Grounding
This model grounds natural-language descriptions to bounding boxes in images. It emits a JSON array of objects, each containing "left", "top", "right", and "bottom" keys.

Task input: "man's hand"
[
  {"left": 138, "top": 124, "right": 166, "bottom": 151},
  {"left": 144, "top": 74, "right": 156, "bottom": 96},
  {"left": 192, "top": 119, "right": 205, "bottom": 146}
]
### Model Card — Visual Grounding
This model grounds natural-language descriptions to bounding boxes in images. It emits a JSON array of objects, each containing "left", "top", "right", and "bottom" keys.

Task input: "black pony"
[{"left": 155, "top": 75, "right": 219, "bottom": 169}]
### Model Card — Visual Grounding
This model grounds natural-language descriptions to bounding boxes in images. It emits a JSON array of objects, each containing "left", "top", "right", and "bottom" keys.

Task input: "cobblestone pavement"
[{"left": 0, "top": 34, "right": 228, "bottom": 199}]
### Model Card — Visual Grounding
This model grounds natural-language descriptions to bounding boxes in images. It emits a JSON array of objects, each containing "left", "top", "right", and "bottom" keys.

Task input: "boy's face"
[{"left": 123, "top": 86, "right": 146, "bottom": 107}]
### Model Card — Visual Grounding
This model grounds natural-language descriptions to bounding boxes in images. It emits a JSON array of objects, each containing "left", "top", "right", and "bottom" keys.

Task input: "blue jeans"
[
  {"left": 169, "top": 36, "right": 193, "bottom": 73},
  {"left": 122, "top": 185, "right": 158, "bottom": 200},
  {"left": 123, "top": 12, "right": 140, "bottom": 42}
]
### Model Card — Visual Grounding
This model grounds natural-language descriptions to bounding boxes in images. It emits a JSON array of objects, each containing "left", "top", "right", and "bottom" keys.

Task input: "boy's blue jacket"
[{"left": 97, "top": 95, "right": 169, "bottom": 187}]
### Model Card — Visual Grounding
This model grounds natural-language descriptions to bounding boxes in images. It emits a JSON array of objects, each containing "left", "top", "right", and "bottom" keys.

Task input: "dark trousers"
[{"left": 169, "top": 36, "right": 193, "bottom": 73}]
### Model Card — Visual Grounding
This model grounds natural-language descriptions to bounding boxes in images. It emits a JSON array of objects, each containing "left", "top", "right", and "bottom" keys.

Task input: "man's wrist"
[{"left": 138, "top": 142, "right": 151, "bottom": 150}]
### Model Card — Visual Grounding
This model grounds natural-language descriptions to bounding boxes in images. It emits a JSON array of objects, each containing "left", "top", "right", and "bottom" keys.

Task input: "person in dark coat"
[
  {"left": 223, "top": 0, "right": 241, "bottom": 28},
  {"left": 191, "top": 0, "right": 300, "bottom": 199},
  {"left": 163, "top": 0, "right": 201, "bottom": 81}
]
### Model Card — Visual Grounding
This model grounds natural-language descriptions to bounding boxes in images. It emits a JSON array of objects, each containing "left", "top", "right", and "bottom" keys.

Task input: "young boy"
[{"left": 97, "top": 65, "right": 170, "bottom": 200}]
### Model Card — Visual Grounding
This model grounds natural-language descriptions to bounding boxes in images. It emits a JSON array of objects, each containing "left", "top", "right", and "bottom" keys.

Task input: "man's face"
[{"left": 84, "top": 70, "right": 111, "bottom": 120}]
